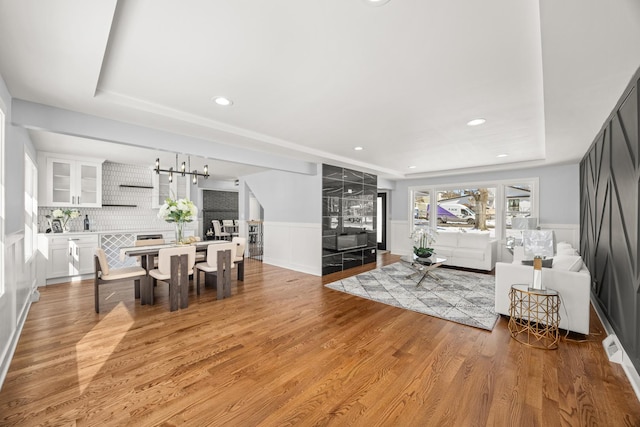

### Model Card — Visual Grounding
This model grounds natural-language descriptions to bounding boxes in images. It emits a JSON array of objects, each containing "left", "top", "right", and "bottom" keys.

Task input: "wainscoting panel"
[
  {"left": 389, "top": 220, "right": 411, "bottom": 258},
  {"left": 0, "top": 231, "right": 37, "bottom": 389},
  {"left": 262, "top": 222, "right": 321, "bottom": 276},
  {"left": 581, "top": 68, "right": 640, "bottom": 373}
]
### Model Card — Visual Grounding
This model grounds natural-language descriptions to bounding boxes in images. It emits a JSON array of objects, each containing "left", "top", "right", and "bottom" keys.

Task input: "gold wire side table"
[{"left": 508, "top": 284, "right": 560, "bottom": 350}]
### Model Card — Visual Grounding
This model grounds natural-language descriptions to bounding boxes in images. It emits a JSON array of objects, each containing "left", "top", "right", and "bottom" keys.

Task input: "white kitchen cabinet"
[
  {"left": 46, "top": 234, "right": 99, "bottom": 279},
  {"left": 44, "top": 156, "right": 103, "bottom": 208},
  {"left": 152, "top": 172, "right": 190, "bottom": 208}
]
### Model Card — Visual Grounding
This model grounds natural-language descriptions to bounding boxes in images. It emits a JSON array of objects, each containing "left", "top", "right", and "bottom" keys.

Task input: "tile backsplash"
[{"left": 38, "top": 161, "right": 198, "bottom": 234}]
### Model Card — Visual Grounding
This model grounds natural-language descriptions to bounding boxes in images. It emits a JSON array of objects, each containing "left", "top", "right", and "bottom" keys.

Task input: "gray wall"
[
  {"left": 243, "top": 167, "right": 322, "bottom": 223},
  {"left": 390, "top": 163, "right": 580, "bottom": 225}
]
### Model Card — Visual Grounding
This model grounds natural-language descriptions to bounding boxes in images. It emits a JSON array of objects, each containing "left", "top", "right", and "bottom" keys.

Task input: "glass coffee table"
[{"left": 401, "top": 255, "right": 447, "bottom": 287}]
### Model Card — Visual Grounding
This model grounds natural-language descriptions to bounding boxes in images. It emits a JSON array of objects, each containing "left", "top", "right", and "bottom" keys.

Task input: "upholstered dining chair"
[
  {"left": 148, "top": 246, "right": 196, "bottom": 311},
  {"left": 222, "top": 219, "right": 239, "bottom": 238},
  {"left": 134, "top": 238, "right": 165, "bottom": 267},
  {"left": 194, "top": 242, "right": 236, "bottom": 300},
  {"left": 231, "top": 236, "right": 246, "bottom": 281},
  {"left": 211, "top": 220, "right": 231, "bottom": 240},
  {"left": 94, "top": 248, "right": 147, "bottom": 313}
]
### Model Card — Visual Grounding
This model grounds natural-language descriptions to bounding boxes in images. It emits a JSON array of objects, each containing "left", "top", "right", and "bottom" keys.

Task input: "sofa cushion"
[
  {"left": 460, "top": 232, "right": 490, "bottom": 249},
  {"left": 553, "top": 255, "right": 583, "bottom": 272},
  {"left": 434, "top": 247, "right": 455, "bottom": 257},
  {"left": 435, "top": 232, "right": 459, "bottom": 247},
  {"left": 558, "top": 247, "right": 579, "bottom": 256},
  {"left": 455, "top": 248, "right": 485, "bottom": 261}
]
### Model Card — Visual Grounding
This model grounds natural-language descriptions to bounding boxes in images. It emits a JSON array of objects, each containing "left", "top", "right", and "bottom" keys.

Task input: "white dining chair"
[
  {"left": 94, "top": 248, "right": 147, "bottom": 313},
  {"left": 222, "top": 219, "right": 239, "bottom": 238},
  {"left": 231, "top": 237, "right": 246, "bottom": 281},
  {"left": 194, "top": 242, "right": 236, "bottom": 299},
  {"left": 148, "top": 246, "right": 196, "bottom": 311},
  {"left": 212, "top": 220, "right": 231, "bottom": 240},
  {"left": 134, "top": 238, "right": 165, "bottom": 267}
]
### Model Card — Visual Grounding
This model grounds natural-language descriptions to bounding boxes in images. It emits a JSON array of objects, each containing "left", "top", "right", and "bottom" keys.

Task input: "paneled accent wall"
[
  {"left": 580, "top": 67, "right": 640, "bottom": 372},
  {"left": 322, "top": 164, "right": 377, "bottom": 275}
]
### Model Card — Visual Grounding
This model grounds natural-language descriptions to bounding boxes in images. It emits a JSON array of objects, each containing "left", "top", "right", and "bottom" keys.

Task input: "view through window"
[
  {"left": 413, "top": 188, "right": 497, "bottom": 236},
  {"left": 505, "top": 184, "right": 533, "bottom": 228},
  {"left": 412, "top": 180, "right": 537, "bottom": 243}
]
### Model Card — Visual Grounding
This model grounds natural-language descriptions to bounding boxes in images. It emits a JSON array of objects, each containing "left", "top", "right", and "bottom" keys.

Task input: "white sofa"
[
  {"left": 432, "top": 231, "right": 497, "bottom": 271},
  {"left": 494, "top": 244, "right": 591, "bottom": 334}
]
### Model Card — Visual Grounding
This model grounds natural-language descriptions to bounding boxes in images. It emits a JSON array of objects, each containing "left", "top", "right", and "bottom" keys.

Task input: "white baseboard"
[{"left": 591, "top": 294, "right": 640, "bottom": 402}]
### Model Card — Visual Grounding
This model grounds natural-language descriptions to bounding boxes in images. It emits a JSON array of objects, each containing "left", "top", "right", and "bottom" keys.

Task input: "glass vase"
[{"left": 175, "top": 221, "right": 185, "bottom": 244}]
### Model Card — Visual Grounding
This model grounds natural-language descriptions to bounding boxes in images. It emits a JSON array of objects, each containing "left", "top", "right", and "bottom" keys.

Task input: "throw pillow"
[
  {"left": 558, "top": 247, "right": 579, "bottom": 256},
  {"left": 557, "top": 242, "right": 572, "bottom": 251},
  {"left": 553, "top": 255, "right": 583, "bottom": 272}
]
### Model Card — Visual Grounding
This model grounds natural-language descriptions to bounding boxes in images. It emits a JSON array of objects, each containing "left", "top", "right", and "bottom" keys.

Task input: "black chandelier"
[{"left": 155, "top": 154, "right": 209, "bottom": 184}]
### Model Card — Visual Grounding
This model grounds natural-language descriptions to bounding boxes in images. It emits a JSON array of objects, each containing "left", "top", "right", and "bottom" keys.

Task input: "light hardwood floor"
[{"left": 1, "top": 254, "right": 639, "bottom": 426}]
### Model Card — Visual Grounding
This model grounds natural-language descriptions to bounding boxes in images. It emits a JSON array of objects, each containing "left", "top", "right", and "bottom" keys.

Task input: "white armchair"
[{"left": 495, "top": 245, "right": 591, "bottom": 334}]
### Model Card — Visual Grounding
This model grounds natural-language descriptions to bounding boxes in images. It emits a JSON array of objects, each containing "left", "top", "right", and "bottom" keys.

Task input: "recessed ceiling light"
[
  {"left": 497, "top": 154, "right": 508, "bottom": 158},
  {"left": 363, "top": 0, "right": 391, "bottom": 6},
  {"left": 354, "top": 146, "right": 364, "bottom": 151},
  {"left": 408, "top": 165, "right": 417, "bottom": 169},
  {"left": 466, "top": 118, "right": 486, "bottom": 126},
  {"left": 212, "top": 96, "right": 233, "bottom": 106}
]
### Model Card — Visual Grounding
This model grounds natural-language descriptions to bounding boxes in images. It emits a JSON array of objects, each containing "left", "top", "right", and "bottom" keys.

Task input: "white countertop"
[{"left": 39, "top": 228, "right": 177, "bottom": 237}]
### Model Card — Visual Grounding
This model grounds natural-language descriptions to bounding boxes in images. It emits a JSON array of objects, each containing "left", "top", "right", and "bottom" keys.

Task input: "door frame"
[{"left": 377, "top": 192, "right": 387, "bottom": 250}]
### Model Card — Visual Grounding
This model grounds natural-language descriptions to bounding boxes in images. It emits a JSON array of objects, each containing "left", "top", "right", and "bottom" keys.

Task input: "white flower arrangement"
[
  {"left": 51, "top": 208, "right": 80, "bottom": 230},
  {"left": 411, "top": 227, "right": 437, "bottom": 257},
  {"left": 157, "top": 197, "right": 198, "bottom": 223}
]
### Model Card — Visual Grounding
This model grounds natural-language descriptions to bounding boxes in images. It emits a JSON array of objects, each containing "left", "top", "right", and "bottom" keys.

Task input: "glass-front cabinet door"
[
  {"left": 79, "top": 163, "right": 99, "bottom": 206},
  {"left": 45, "top": 157, "right": 102, "bottom": 207},
  {"left": 50, "top": 159, "right": 73, "bottom": 204}
]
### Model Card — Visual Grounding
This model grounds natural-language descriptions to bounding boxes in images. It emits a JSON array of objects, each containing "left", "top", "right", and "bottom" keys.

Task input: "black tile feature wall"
[
  {"left": 322, "top": 164, "right": 377, "bottom": 275},
  {"left": 202, "top": 190, "right": 238, "bottom": 236}
]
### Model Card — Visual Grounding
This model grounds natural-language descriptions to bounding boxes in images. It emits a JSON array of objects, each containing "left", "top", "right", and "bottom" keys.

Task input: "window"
[
  {"left": 24, "top": 153, "right": 37, "bottom": 262},
  {"left": 436, "top": 188, "right": 496, "bottom": 235},
  {"left": 505, "top": 184, "right": 533, "bottom": 228},
  {"left": 410, "top": 178, "right": 538, "bottom": 243},
  {"left": 412, "top": 190, "right": 430, "bottom": 232}
]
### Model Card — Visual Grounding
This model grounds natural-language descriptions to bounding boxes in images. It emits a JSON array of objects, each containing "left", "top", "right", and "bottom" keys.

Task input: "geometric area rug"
[{"left": 325, "top": 262, "right": 499, "bottom": 331}]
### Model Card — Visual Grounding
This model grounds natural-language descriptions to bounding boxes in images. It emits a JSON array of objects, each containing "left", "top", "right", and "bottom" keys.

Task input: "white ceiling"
[{"left": 0, "top": 0, "right": 639, "bottom": 180}]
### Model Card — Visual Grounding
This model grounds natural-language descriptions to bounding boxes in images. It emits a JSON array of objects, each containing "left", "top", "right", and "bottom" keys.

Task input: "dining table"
[{"left": 120, "top": 240, "right": 228, "bottom": 307}]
